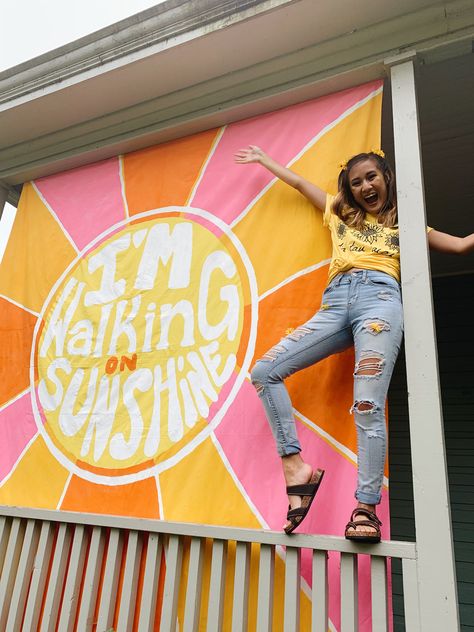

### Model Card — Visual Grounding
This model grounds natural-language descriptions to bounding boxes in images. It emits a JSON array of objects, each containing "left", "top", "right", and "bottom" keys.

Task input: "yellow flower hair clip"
[
  {"left": 338, "top": 149, "right": 384, "bottom": 172},
  {"left": 371, "top": 149, "right": 385, "bottom": 158}
]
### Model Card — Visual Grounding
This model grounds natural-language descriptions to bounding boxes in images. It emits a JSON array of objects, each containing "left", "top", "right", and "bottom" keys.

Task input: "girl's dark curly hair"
[{"left": 331, "top": 152, "right": 397, "bottom": 230}]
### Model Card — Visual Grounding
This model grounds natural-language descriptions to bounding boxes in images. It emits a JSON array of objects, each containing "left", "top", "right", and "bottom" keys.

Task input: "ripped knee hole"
[
  {"left": 261, "top": 344, "right": 286, "bottom": 362},
  {"left": 353, "top": 401, "right": 374, "bottom": 412},
  {"left": 260, "top": 325, "right": 313, "bottom": 362},
  {"left": 286, "top": 325, "right": 312, "bottom": 342},
  {"left": 351, "top": 400, "right": 379, "bottom": 414},
  {"left": 354, "top": 352, "right": 384, "bottom": 377}
]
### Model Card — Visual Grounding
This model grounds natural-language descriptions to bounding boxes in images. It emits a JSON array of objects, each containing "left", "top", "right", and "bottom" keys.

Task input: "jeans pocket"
[{"left": 367, "top": 274, "right": 399, "bottom": 290}]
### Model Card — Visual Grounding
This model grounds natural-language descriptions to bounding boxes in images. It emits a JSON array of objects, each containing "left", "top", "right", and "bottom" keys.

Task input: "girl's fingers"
[
  {"left": 234, "top": 153, "right": 253, "bottom": 163},
  {"left": 234, "top": 146, "right": 261, "bottom": 163}
]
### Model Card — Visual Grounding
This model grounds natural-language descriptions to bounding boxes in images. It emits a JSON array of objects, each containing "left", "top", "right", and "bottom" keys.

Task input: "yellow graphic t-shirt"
[{"left": 324, "top": 194, "right": 401, "bottom": 282}]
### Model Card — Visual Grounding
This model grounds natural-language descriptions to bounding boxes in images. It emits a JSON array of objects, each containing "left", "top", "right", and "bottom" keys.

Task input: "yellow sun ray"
[
  {"left": 0, "top": 183, "right": 78, "bottom": 313},
  {"left": 0, "top": 434, "right": 70, "bottom": 508}
]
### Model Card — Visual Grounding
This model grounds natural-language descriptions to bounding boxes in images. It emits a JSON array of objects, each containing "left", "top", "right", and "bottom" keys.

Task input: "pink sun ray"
[
  {"left": 0, "top": 390, "right": 38, "bottom": 482},
  {"left": 34, "top": 157, "right": 127, "bottom": 252}
]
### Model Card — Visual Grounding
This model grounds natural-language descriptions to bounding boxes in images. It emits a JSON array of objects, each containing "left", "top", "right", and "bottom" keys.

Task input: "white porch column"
[{"left": 386, "top": 52, "right": 460, "bottom": 631}]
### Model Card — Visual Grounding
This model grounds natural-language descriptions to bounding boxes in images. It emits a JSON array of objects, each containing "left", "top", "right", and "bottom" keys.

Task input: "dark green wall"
[{"left": 389, "top": 274, "right": 474, "bottom": 631}]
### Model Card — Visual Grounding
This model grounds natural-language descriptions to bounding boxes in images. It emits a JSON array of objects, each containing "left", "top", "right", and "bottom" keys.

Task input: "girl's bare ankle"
[{"left": 282, "top": 456, "right": 311, "bottom": 484}]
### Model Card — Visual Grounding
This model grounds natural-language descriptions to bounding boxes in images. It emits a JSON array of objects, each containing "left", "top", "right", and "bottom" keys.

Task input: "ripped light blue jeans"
[{"left": 251, "top": 269, "right": 404, "bottom": 505}]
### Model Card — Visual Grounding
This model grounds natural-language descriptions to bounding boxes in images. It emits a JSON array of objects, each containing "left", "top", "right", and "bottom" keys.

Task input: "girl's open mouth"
[{"left": 364, "top": 192, "right": 378, "bottom": 206}]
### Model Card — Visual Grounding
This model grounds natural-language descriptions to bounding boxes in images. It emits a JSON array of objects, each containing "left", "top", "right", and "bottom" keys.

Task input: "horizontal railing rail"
[{"left": 0, "top": 505, "right": 419, "bottom": 632}]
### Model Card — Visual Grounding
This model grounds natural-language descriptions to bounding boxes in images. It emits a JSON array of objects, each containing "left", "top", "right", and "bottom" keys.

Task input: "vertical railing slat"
[
  {"left": 96, "top": 528, "right": 124, "bottom": 632},
  {"left": 182, "top": 536, "right": 204, "bottom": 632},
  {"left": 6, "top": 518, "right": 40, "bottom": 631},
  {"left": 312, "top": 549, "right": 328, "bottom": 632},
  {"left": 57, "top": 524, "right": 88, "bottom": 632},
  {"left": 160, "top": 534, "right": 183, "bottom": 632},
  {"left": 232, "top": 541, "right": 251, "bottom": 632},
  {"left": 256, "top": 543, "right": 275, "bottom": 632},
  {"left": 0, "top": 516, "right": 11, "bottom": 575},
  {"left": 371, "top": 556, "right": 388, "bottom": 632},
  {"left": 340, "top": 552, "right": 358, "bottom": 632},
  {"left": 117, "top": 530, "right": 143, "bottom": 632},
  {"left": 284, "top": 546, "right": 301, "bottom": 632},
  {"left": 75, "top": 525, "right": 105, "bottom": 631},
  {"left": 40, "top": 523, "right": 72, "bottom": 632},
  {"left": 23, "top": 521, "right": 55, "bottom": 631},
  {"left": 138, "top": 532, "right": 163, "bottom": 632},
  {"left": 402, "top": 557, "right": 421, "bottom": 632},
  {"left": 206, "top": 538, "right": 228, "bottom": 632},
  {"left": 0, "top": 517, "right": 24, "bottom": 630}
]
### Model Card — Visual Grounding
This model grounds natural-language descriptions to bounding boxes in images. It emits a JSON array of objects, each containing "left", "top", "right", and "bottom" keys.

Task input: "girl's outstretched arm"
[
  {"left": 428, "top": 229, "right": 474, "bottom": 255},
  {"left": 234, "top": 145, "right": 327, "bottom": 210}
]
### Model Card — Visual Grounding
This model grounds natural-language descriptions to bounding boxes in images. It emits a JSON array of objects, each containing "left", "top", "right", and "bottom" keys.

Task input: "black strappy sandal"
[
  {"left": 345, "top": 508, "right": 382, "bottom": 543},
  {"left": 284, "top": 468, "right": 325, "bottom": 534}
]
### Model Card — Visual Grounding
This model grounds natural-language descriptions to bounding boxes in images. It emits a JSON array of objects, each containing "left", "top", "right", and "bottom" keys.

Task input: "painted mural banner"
[{"left": 0, "top": 80, "right": 387, "bottom": 630}]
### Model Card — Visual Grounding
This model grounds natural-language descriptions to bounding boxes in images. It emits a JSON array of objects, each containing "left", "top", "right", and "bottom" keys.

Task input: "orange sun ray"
[
  {"left": 0, "top": 297, "right": 38, "bottom": 406},
  {"left": 122, "top": 128, "right": 220, "bottom": 215}
]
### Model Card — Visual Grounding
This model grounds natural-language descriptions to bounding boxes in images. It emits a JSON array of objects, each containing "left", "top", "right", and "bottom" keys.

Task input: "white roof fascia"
[{"left": 0, "top": 0, "right": 298, "bottom": 109}]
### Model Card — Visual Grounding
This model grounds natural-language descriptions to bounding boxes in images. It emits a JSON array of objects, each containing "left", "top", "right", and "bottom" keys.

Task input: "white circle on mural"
[{"left": 30, "top": 207, "right": 258, "bottom": 484}]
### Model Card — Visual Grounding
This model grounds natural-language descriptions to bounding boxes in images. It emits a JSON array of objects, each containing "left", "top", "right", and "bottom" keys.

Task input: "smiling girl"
[{"left": 235, "top": 145, "right": 474, "bottom": 541}]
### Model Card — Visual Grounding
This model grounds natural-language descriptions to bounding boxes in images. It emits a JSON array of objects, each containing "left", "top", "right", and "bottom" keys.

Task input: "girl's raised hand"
[
  {"left": 233, "top": 143, "right": 326, "bottom": 208},
  {"left": 234, "top": 145, "right": 266, "bottom": 164}
]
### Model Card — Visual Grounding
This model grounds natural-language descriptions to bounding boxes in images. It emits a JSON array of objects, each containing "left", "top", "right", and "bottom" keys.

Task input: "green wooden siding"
[{"left": 389, "top": 274, "right": 474, "bottom": 631}]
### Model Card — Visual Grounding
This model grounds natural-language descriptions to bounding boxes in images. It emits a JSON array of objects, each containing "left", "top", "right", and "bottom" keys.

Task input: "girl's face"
[{"left": 348, "top": 159, "right": 388, "bottom": 215}]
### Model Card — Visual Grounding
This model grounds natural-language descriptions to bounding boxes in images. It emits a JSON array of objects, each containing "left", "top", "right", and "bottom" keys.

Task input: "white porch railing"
[{"left": 0, "top": 506, "right": 418, "bottom": 631}]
